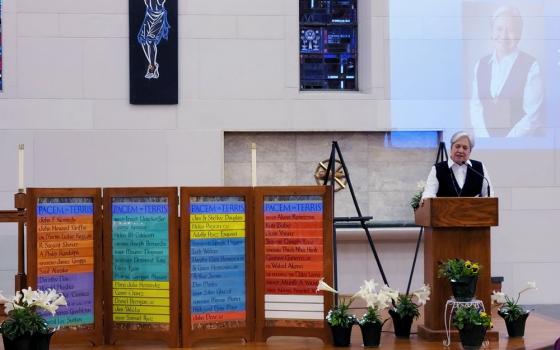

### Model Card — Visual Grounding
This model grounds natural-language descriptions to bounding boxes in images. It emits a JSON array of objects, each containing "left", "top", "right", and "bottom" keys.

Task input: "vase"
[
  {"left": 359, "top": 321, "right": 382, "bottom": 347},
  {"left": 2, "top": 334, "right": 32, "bottom": 350},
  {"left": 450, "top": 276, "right": 478, "bottom": 301},
  {"left": 458, "top": 324, "right": 487, "bottom": 350},
  {"left": 498, "top": 311, "right": 529, "bottom": 337},
  {"left": 329, "top": 325, "right": 353, "bottom": 347},
  {"left": 388, "top": 309, "right": 413, "bottom": 338},
  {"left": 32, "top": 331, "right": 55, "bottom": 350}
]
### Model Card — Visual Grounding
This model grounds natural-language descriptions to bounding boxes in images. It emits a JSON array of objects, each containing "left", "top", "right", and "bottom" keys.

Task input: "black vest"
[
  {"left": 477, "top": 51, "right": 536, "bottom": 137},
  {"left": 435, "top": 160, "right": 484, "bottom": 197}
]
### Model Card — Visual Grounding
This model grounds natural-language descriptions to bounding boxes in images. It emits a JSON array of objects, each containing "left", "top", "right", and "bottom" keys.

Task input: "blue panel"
[{"left": 384, "top": 131, "right": 440, "bottom": 149}]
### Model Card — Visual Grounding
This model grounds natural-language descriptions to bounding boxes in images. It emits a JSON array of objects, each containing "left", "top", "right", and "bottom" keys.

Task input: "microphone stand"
[{"left": 462, "top": 162, "right": 491, "bottom": 197}]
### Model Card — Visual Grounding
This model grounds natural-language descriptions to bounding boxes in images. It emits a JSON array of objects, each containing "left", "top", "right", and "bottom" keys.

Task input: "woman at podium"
[{"left": 422, "top": 131, "right": 494, "bottom": 198}]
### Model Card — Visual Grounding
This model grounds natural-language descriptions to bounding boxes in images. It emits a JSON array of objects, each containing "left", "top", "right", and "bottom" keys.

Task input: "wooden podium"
[{"left": 415, "top": 197, "right": 499, "bottom": 341}]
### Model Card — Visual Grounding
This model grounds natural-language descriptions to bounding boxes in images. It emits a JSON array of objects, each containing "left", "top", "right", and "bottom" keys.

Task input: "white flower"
[
  {"left": 491, "top": 291, "right": 507, "bottom": 304},
  {"left": 492, "top": 281, "right": 538, "bottom": 307},
  {"left": 412, "top": 284, "right": 431, "bottom": 306},
  {"left": 316, "top": 278, "right": 338, "bottom": 294},
  {"left": 363, "top": 279, "right": 378, "bottom": 293},
  {"left": 4, "top": 303, "right": 13, "bottom": 314},
  {"left": 416, "top": 180, "right": 426, "bottom": 189},
  {"left": 380, "top": 285, "right": 399, "bottom": 302},
  {"left": 2, "top": 288, "right": 66, "bottom": 317},
  {"left": 21, "top": 287, "right": 38, "bottom": 305},
  {"left": 354, "top": 279, "right": 398, "bottom": 311},
  {"left": 12, "top": 291, "right": 23, "bottom": 305},
  {"left": 53, "top": 294, "right": 67, "bottom": 307},
  {"left": 0, "top": 291, "right": 10, "bottom": 304}
]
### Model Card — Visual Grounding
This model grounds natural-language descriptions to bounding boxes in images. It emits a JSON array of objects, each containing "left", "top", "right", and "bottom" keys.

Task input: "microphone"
[{"left": 462, "top": 161, "right": 491, "bottom": 197}]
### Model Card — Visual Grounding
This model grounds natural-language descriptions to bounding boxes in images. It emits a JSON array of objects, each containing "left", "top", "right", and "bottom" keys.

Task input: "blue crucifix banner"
[{"left": 129, "top": 0, "right": 178, "bottom": 105}]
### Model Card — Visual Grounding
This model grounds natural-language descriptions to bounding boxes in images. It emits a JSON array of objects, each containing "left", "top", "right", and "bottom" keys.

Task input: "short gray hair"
[
  {"left": 450, "top": 131, "right": 474, "bottom": 149},
  {"left": 492, "top": 5, "right": 523, "bottom": 39}
]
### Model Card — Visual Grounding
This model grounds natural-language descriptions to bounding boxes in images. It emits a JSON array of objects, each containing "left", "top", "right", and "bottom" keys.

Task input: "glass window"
[{"left": 299, "top": 0, "right": 358, "bottom": 91}]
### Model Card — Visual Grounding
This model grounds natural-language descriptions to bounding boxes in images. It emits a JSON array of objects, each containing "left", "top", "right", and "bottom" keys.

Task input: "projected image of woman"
[
  {"left": 137, "top": 0, "right": 170, "bottom": 79},
  {"left": 470, "top": 5, "right": 544, "bottom": 138}
]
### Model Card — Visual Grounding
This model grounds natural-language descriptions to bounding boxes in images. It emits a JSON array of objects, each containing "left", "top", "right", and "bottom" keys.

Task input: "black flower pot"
[
  {"left": 458, "top": 324, "right": 487, "bottom": 350},
  {"left": 498, "top": 311, "right": 529, "bottom": 337},
  {"left": 359, "top": 321, "right": 382, "bottom": 347},
  {"left": 451, "top": 276, "right": 478, "bottom": 301},
  {"left": 330, "top": 325, "right": 353, "bottom": 347},
  {"left": 2, "top": 334, "right": 32, "bottom": 350},
  {"left": 32, "top": 331, "right": 55, "bottom": 350},
  {"left": 389, "top": 309, "right": 413, "bottom": 338}
]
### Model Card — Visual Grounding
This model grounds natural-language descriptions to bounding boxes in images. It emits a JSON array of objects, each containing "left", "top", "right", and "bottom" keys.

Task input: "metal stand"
[
  {"left": 322, "top": 141, "right": 389, "bottom": 293},
  {"left": 436, "top": 141, "right": 448, "bottom": 164},
  {"left": 443, "top": 299, "right": 486, "bottom": 347}
]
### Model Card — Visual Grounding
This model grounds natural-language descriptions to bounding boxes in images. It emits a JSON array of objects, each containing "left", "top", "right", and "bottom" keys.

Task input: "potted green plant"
[
  {"left": 452, "top": 305, "right": 492, "bottom": 349},
  {"left": 409, "top": 181, "right": 425, "bottom": 210},
  {"left": 388, "top": 284, "right": 430, "bottom": 338},
  {"left": 438, "top": 258, "right": 480, "bottom": 301},
  {"left": 492, "top": 281, "right": 537, "bottom": 337},
  {"left": 353, "top": 278, "right": 398, "bottom": 347},
  {"left": 316, "top": 278, "right": 357, "bottom": 347},
  {"left": 0, "top": 287, "right": 67, "bottom": 350}
]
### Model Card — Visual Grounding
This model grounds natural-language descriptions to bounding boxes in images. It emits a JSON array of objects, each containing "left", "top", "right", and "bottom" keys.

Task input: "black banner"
[{"left": 129, "top": 0, "right": 178, "bottom": 105}]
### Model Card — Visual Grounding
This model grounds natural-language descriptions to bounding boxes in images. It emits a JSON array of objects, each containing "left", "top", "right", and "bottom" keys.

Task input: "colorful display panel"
[
  {"left": 36, "top": 197, "right": 95, "bottom": 327},
  {"left": 189, "top": 197, "right": 246, "bottom": 329},
  {"left": 263, "top": 196, "right": 324, "bottom": 326},
  {"left": 112, "top": 197, "right": 170, "bottom": 327}
]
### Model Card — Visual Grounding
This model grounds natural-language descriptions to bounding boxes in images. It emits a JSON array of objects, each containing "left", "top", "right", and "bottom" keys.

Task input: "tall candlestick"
[
  {"left": 18, "top": 144, "right": 24, "bottom": 192},
  {"left": 251, "top": 143, "right": 257, "bottom": 187}
]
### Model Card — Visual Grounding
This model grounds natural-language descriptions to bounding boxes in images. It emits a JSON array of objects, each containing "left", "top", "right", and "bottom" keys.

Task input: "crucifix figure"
[{"left": 137, "top": 0, "right": 170, "bottom": 79}]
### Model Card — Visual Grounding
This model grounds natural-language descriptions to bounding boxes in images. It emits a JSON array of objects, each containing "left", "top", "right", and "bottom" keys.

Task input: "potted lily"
[
  {"left": 492, "top": 281, "right": 537, "bottom": 337},
  {"left": 453, "top": 305, "right": 492, "bottom": 349},
  {"left": 438, "top": 258, "right": 480, "bottom": 301},
  {"left": 0, "top": 287, "right": 67, "bottom": 350},
  {"left": 388, "top": 284, "right": 431, "bottom": 338},
  {"left": 316, "top": 278, "right": 357, "bottom": 347},
  {"left": 353, "top": 278, "right": 398, "bottom": 347}
]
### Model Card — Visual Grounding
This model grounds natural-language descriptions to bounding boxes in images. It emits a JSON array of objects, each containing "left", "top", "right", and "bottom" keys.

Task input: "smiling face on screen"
[{"left": 491, "top": 7, "right": 523, "bottom": 59}]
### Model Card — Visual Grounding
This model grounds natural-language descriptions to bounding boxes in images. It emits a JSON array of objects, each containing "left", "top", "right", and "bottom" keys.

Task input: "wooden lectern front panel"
[{"left": 423, "top": 227, "right": 492, "bottom": 330}]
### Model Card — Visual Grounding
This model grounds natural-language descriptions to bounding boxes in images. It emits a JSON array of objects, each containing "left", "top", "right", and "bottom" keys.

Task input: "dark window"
[{"left": 299, "top": 0, "right": 358, "bottom": 91}]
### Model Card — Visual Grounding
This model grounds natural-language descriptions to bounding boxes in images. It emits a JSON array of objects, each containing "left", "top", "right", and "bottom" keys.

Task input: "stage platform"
[{"left": 4, "top": 309, "right": 556, "bottom": 350}]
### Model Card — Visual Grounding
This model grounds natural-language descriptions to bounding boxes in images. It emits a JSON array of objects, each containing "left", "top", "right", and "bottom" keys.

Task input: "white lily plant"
[
  {"left": 1, "top": 287, "right": 67, "bottom": 316},
  {"left": 316, "top": 278, "right": 357, "bottom": 327},
  {"left": 353, "top": 278, "right": 398, "bottom": 325},
  {"left": 492, "top": 281, "right": 537, "bottom": 322}
]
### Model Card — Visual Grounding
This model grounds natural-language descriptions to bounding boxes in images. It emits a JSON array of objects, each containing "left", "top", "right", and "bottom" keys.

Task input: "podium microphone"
[{"left": 462, "top": 161, "right": 491, "bottom": 197}]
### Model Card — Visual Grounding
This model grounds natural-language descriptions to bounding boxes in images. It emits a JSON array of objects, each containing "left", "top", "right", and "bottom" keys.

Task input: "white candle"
[
  {"left": 18, "top": 144, "right": 25, "bottom": 191},
  {"left": 251, "top": 143, "right": 257, "bottom": 187}
]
